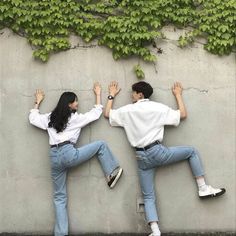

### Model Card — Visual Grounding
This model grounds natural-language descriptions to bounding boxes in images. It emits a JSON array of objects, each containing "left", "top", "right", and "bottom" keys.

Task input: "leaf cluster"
[{"left": 0, "top": 0, "right": 235, "bottom": 78}]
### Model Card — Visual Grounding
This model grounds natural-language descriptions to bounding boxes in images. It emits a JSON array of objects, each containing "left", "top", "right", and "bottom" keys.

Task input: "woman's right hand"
[{"left": 35, "top": 89, "right": 45, "bottom": 104}]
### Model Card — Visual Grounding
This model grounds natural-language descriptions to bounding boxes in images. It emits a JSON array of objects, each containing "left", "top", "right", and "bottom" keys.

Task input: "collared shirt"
[
  {"left": 29, "top": 105, "right": 103, "bottom": 145},
  {"left": 109, "top": 99, "right": 180, "bottom": 148}
]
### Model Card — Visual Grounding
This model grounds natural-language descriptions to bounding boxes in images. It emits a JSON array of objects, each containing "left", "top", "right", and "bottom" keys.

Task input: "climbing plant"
[{"left": 0, "top": 0, "right": 235, "bottom": 79}]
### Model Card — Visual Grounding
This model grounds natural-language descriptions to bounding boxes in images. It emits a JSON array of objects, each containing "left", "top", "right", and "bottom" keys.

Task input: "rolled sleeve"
[
  {"left": 75, "top": 104, "right": 103, "bottom": 128},
  {"left": 94, "top": 104, "right": 103, "bottom": 109},
  {"left": 109, "top": 109, "right": 124, "bottom": 127},
  {"left": 163, "top": 108, "right": 180, "bottom": 126}
]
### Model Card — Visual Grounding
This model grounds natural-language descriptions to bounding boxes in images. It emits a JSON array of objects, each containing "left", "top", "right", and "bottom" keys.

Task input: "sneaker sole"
[
  {"left": 199, "top": 188, "right": 226, "bottom": 199},
  {"left": 109, "top": 168, "right": 123, "bottom": 189}
]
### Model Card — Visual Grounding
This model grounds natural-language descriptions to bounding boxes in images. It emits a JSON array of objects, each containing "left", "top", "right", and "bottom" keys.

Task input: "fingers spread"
[{"left": 94, "top": 82, "right": 101, "bottom": 88}]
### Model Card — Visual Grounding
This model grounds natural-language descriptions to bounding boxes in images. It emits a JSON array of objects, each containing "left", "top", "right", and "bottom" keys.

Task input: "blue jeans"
[
  {"left": 50, "top": 140, "right": 120, "bottom": 236},
  {"left": 136, "top": 144, "right": 204, "bottom": 223}
]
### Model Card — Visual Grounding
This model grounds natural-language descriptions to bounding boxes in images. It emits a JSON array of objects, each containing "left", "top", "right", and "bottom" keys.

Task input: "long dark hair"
[{"left": 48, "top": 92, "right": 78, "bottom": 133}]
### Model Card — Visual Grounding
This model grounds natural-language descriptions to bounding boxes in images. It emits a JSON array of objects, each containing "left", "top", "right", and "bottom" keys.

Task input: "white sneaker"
[
  {"left": 199, "top": 185, "right": 226, "bottom": 199},
  {"left": 148, "top": 232, "right": 161, "bottom": 236},
  {"left": 148, "top": 230, "right": 161, "bottom": 236}
]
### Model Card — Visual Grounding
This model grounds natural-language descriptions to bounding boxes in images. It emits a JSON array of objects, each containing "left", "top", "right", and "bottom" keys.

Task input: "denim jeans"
[
  {"left": 49, "top": 140, "right": 120, "bottom": 236},
  {"left": 136, "top": 144, "right": 204, "bottom": 223}
]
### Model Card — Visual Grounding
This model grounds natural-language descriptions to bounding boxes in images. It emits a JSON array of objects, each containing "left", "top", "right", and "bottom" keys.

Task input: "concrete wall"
[{"left": 0, "top": 28, "right": 235, "bottom": 234}]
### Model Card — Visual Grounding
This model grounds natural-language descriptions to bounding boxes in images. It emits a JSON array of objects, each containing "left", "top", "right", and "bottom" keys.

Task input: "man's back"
[{"left": 109, "top": 99, "right": 180, "bottom": 148}]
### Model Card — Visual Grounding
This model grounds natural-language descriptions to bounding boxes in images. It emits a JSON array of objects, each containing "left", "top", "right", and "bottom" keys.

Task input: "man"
[{"left": 104, "top": 81, "right": 225, "bottom": 236}]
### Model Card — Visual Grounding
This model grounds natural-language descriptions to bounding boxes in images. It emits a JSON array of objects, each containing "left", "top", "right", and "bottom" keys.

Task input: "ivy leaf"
[
  {"left": 134, "top": 64, "right": 145, "bottom": 79},
  {"left": 0, "top": 0, "right": 234, "bottom": 79}
]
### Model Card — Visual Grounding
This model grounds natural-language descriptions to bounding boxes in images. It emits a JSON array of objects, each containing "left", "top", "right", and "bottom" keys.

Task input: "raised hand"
[
  {"left": 93, "top": 82, "right": 101, "bottom": 96},
  {"left": 172, "top": 82, "right": 183, "bottom": 97},
  {"left": 35, "top": 89, "right": 45, "bottom": 104},
  {"left": 172, "top": 82, "right": 187, "bottom": 119},
  {"left": 109, "top": 81, "right": 121, "bottom": 97}
]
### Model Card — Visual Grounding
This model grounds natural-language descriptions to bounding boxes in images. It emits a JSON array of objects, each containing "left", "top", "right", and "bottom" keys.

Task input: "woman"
[{"left": 29, "top": 82, "right": 123, "bottom": 236}]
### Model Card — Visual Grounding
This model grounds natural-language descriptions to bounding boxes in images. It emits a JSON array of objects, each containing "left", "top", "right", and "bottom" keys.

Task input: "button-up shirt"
[
  {"left": 29, "top": 105, "right": 103, "bottom": 145},
  {"left": 109, "top": 99, "right": 180, "bottom": 148}
]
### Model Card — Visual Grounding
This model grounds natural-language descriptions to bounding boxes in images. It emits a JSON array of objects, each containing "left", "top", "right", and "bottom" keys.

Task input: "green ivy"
[
  {"left": 134, "top": 64, "right": 145, "bottom": 79},
  {"left": 0, "top": 0, "right": 235, "bottom": 78}
]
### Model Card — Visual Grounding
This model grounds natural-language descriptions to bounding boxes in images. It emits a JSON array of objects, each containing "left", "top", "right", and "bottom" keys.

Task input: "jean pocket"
[
  {"left": 136, "top": 154, "right": 151, "bottom": 170},
  {"left": 138, "top": 159, "right": 152, "bottom": 170},
  {"left": 62, "top": 150, "right": 78, "bottom": 167},
  {"left": 50, "top": 155, "right": 61, "bottom": 169}
]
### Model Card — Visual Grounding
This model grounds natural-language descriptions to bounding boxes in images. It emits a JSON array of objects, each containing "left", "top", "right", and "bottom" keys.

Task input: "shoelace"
[
  {"left": 110, "top": 168, "right": 120, "bottom": 177},
  {"left": 209, "top": 186, "right": 217, "bottom": 195}
]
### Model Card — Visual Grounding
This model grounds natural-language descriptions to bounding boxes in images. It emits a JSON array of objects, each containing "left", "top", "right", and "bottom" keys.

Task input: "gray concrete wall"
[{"left": 0, "top": 28, "right": 235, "bottom": 234}]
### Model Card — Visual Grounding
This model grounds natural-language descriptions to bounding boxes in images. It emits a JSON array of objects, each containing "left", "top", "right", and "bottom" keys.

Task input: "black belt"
[
  {"left": 135, "top": 140, "right": 160, "bottom": 151},
  {"left": 50, "top": 141, "right": 74, "bottom": 148}
]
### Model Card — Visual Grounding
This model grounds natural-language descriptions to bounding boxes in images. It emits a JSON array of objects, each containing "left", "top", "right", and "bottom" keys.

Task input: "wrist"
[
  {"left": 34, "top": 103, "right": 39, "bottom": 109},
  {"left": 109, "top": 93, "right": 116, "bottom": 97},
  {"left": 175, "top": 94, "right": 182, "bottom": 98}
]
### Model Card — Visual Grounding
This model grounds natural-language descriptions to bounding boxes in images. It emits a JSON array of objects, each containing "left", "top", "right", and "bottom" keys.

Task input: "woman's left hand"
[{"left": 94, "top": 82, "right": 101, "bottom": 96}]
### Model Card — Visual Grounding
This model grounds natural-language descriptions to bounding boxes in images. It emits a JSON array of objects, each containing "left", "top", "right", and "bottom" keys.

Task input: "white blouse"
[{"left": 29, "top": 105, "right": 103, "bottom": 145}]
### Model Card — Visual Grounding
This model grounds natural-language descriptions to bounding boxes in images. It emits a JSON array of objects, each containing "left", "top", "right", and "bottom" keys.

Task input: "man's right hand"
[{"left": 109, "top": 81, "right": 121, "bottom": 97}]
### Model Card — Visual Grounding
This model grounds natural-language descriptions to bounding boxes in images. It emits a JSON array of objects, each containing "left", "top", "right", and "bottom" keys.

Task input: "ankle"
[
  {"left": 196, "top": 176, "right": 207, "bottom": 190},
  {"left": 199, "top": 184, "right": 208, "bottom": 191}
]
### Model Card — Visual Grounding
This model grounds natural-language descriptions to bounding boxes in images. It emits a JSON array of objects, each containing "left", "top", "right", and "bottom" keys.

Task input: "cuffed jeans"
[
  {"left": 50, "top": 140, "right": 120, "bottom": 236},
  {"left": 136, "top": 144, "right": 204, "bottom": 223}
]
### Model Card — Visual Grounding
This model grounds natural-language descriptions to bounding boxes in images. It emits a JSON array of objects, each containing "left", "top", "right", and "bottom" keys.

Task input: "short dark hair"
[{"left": 132, "top": 81, "right": 153, "bottom": 98}]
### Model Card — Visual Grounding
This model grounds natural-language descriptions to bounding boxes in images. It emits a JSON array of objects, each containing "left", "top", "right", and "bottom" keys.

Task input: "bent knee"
[
  {"left": 96, "top": 140, "right": 107, "bottom": 147},
  {"left": 190, "top": 147, "right": 198, "bottom": 155}
]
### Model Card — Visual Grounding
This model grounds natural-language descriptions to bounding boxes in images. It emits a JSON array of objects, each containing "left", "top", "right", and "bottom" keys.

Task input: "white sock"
[
  {"left": 150, "top": 222, "right": 161, "bottom": 235},
  {"left": 196, "top": 177, "right": 207, "bottom": 191}
]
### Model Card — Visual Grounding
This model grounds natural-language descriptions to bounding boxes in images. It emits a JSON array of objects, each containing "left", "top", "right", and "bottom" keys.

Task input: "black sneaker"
[{"left": 108, "top": 167, "right": 123, "bottom": 188}]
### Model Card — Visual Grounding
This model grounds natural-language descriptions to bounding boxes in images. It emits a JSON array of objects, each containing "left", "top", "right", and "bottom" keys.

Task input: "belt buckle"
[{"left": 56, "top": 142, "right": 65, "bottom": 148}]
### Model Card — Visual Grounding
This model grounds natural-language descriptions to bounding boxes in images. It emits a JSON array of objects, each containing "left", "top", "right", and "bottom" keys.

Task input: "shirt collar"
[{"left": 136, "top": 99, "right": 149, "bottom": 103}]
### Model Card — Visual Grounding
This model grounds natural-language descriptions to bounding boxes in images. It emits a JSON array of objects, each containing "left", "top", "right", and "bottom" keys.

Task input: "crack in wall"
[
  {"left": 18, "top": 86, "right": 233, "bottom": 98},
  {"left": 153, "top": 86, "right": 233, "bottom": 94},
  {"left": 69, "top": 43, "right": 98, "bottom": 50},
  {"left": 157, "top": 36, "right": 236, "bottom": 53},
  {"left": 19, "top": 89, "right": 95, "bottom": 97},
  {"left": 2, "top": 28, "right": 236, "bottom": 55},
  {"left": 153, "top": 62, "right": 158, "bottom": 74}
]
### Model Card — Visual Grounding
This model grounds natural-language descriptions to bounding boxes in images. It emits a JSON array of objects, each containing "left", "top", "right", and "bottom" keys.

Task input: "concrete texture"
[{"left": 0, "top": 27, "right": 235, "bottom": 235}]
